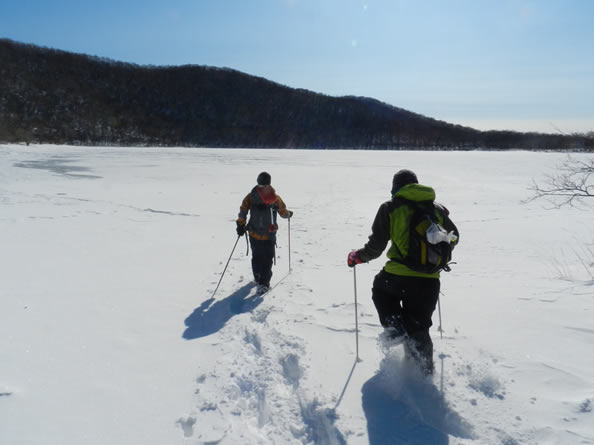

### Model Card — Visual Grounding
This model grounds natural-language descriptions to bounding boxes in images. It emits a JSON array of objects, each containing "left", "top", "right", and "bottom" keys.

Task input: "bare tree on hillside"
[{"left": 528, "top": 156, "right": 594, "bottom": 207}]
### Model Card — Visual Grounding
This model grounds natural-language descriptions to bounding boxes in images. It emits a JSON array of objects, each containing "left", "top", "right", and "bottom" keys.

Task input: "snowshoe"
[{"left": 257, "top": 284, "right": 270, "bottom": 295}]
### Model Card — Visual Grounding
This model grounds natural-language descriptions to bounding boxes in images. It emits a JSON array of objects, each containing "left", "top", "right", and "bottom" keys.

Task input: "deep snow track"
[{"left": 181, "top": 281, "right": 345, "bottom": 444}]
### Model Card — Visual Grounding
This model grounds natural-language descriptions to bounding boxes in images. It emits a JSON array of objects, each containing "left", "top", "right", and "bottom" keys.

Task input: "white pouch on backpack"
[{"left": 426, "top": 222, "right": 457, "bottom": 245}]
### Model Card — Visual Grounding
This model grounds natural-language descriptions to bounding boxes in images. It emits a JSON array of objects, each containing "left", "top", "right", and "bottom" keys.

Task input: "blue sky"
[{"left": 2, "top": 0, "right": 593, "bottom": 133}]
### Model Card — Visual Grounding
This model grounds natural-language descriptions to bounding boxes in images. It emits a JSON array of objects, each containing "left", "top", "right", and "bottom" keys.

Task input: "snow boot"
[
  {"left": 403, "top": 331, "right": 435, "bottom": 375},
  {"left": 257, "top": 284, "right": 270, "bottom": 295},
  {"left": 379, "top": 327, "right": 408, "bottom": 347}
]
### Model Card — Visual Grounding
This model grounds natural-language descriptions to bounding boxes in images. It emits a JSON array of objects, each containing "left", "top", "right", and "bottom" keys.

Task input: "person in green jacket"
[{"left": 347, "top": 169, "right": 459, "bottom": 375}]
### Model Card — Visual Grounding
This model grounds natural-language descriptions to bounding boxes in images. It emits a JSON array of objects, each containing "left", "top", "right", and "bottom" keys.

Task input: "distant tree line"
[{"left": 1, "top": 39, "right": 592, "bottom": 150}]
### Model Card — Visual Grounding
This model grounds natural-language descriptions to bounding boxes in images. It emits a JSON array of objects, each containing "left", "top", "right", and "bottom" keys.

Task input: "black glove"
[
  {"left": 236, "top": 223, "right": 246, "bottom": 236},
  {"left": 287, "top": 210, "right": 294, "bottom": 218}
]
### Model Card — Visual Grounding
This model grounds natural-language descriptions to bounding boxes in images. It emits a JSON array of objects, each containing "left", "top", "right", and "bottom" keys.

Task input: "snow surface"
[{"left": 1, "top": 145, "right": 593, "bottom": 445}]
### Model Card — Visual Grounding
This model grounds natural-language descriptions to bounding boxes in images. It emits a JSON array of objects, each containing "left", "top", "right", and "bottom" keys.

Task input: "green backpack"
[{"left": 402, "top": 201, "right": 459, "bottom": 274}]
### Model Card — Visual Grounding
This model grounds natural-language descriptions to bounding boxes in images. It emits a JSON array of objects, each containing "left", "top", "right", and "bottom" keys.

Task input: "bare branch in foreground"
[{"left": 527, "top": 156, "right": 594, "bottom": 207}]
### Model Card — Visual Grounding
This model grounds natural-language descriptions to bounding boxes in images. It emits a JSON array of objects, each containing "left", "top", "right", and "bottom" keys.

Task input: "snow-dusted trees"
[{"left": 2, "top": 38, "right": 593, "bottom": 149}]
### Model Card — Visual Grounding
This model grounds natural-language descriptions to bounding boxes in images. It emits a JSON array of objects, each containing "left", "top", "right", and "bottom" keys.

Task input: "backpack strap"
[
  {"left": 387, "top": 197, "right": 417, "bottom": 261},
  {"left": 269, "top": 206, "right": 278, "bottom": 233}
]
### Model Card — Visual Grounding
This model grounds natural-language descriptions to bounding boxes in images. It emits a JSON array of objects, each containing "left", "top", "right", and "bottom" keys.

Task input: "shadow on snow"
[
  {"left": 362, "top": 353, "right": 473, "bottom": 445},
  {"left": 182, "top": 282, "right": 262, "bottom": 340}
]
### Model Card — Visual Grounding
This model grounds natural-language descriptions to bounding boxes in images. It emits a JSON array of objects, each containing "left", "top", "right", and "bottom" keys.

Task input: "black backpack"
[
  {"left": 401, "top": 201, "right": 458, "bottom": 274},
  {"left": 247, "top": 187, "right": 278, "bottom": 237}
]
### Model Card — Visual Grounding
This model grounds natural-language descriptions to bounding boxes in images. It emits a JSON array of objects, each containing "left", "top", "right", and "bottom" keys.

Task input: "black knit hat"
[
  {"left": 392, "top": 169, "right": 418, "bottom": 194},
  {"left": 257, "top": 171, "right": 271, "bottom": 185}
]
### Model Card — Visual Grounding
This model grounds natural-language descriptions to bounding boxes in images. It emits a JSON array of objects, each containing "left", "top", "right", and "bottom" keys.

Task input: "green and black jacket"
[{"left": 357, "top": 183, "right": 459, "bottom": 278}]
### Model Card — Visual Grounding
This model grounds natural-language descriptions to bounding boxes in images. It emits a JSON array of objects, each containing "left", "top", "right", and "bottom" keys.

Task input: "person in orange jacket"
[{"left": 236, "top": 172, "right": 293, "bottom": 294}]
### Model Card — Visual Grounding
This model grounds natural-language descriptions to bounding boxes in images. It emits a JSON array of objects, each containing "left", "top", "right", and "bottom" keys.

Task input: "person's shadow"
[
  {"left": 183, "top": 282, "right": 262, "bottom": 340},
  {"left": 362, "top": 354, "right": 473, "bottom": 445}
]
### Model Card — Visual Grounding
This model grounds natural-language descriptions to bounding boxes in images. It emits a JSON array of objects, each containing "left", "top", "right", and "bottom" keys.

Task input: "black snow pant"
[
  {"left": 249, "top": 236, "right": 276, "bottom": 286},
  {"left": 372, "top": 269, "right": 440, "bottom": 375}
]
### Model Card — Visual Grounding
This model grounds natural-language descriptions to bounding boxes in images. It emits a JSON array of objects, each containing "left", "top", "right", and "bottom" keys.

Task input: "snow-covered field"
[{"left": 1, "top": 145, "right": 593, "bottom": 445}]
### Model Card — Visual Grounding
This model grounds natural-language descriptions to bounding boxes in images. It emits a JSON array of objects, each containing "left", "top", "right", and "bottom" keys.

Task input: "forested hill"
[{"left": 1, "top": 39, "right": 591, "bottom": 150}]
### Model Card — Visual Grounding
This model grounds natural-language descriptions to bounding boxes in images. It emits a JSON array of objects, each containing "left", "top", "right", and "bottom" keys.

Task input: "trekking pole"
[
  {"left": 437, "top": 293, "right": 443, "bottom": 339},
  {"left": 353, "top": 265, "right": 360, "bottom": 361},
  {"left": 211, "top": 235, "right": 241, "bottom": 299},
  {"left": 288, "top": 217, "right": 292, "bottom": 272}
]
